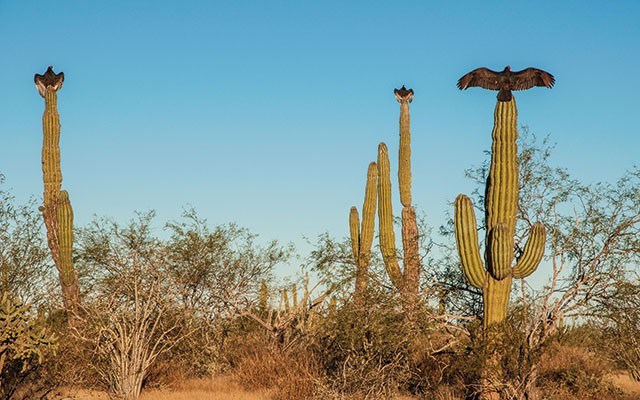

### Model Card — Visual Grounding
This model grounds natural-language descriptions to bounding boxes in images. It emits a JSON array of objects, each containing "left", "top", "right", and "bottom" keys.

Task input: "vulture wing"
[
  {"left": 457, "top": 67, "right": 502, "bottom": 91},
  {"left": 511, "top": 68, "right": 555, "bottom": 91},
  {"left": 34, "top": 72, "right": 47, "bottom": 97}
]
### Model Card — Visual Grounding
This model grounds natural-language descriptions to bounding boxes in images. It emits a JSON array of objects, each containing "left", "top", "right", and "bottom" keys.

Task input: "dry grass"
[
  {"left": 53, "top": 375, "right": 423, "bottom": 400},
  {"left": 54, "top": 376, "right": 271, "bottom": 400},
  {"left": 608, "top": 372, "right": 640, "bottom": 396},
  {"left": 140, "top": 376, "right": 272, "bottom": 400}
]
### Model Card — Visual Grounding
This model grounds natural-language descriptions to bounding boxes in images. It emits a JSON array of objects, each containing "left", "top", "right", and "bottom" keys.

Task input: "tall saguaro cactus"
[
  {"left": 349, "top": 162, "right": 378, "bottom": 298},
  {"left": 35, "top": 66, "right": 79, "bottom": 313},
  {"left": 377, "top": 86, "right": 420, "bottom": 297},
  {"left": 454, "top": 97, "right": 546, "bottom": 328}
]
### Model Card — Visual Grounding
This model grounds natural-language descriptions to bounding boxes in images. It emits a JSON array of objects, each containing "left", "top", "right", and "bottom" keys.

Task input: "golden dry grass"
[
  {"left": 54, "top": 376, "right": 272, "bottom": 400},
  {"left": 54, "top": 375, "right": 425, "bottom": 400},
  {"left": 59, "top": 373, "right": 640, "bottom": 400},
  {"left": 608, "top": 372, "right": 640, "bottom": 396}
]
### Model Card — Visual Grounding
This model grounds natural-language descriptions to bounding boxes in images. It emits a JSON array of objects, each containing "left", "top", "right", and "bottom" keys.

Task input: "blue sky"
[{"left": 2, "top": 2, "right": 639, "bottom": 274}]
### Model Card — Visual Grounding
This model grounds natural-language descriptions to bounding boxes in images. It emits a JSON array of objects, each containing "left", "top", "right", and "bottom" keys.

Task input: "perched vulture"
[
  {"left": 457, "top": 66, "right": 554, "bottom": 101},
  {"left": 394, "top": 85, "right": 414, "bottom": 103},
  {"left": 34, "top": 66, "right": 64, "bottom": 97}
]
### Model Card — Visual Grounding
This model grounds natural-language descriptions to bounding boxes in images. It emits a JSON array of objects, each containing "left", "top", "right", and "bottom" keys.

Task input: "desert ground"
[{"left": 52, "top": 373, "right": 640, "bottom": 400}]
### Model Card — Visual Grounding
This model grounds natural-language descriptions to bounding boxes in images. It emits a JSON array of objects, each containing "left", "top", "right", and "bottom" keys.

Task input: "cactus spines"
[
  {"left": 395, "top": 85, "right": 414, "bottom": 207},
  {"left": 454, "top": 97, "right": 546, "bottom": 328},
  {"left": 350, "top": 162, "right": 378, "bottom": 297},
  {"left": 35, "top": 66, "right": 79, "bottom": 314}
]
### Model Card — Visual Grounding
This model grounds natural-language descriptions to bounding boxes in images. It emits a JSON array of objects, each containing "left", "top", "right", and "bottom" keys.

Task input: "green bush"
[{"left": 0, "top": 293, "right": 57, "bottom": 400}]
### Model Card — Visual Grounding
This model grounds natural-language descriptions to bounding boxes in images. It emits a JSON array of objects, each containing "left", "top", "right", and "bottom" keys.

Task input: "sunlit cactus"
[
  {"left": 349, "top": 162, "right": 378, "bottom": 299},
  {"left": 34, "top": 66, "right": 79, "bottom": 313},
  {"left": 454, "top": 98, "right": 546, "bottom": 327},
  {"left": 376, "top": 86, "right": 420, "bottom": 297}
]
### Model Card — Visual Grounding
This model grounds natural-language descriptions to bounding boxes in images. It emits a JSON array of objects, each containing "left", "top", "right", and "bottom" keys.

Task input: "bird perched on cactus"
[
  {"left": 394, "top": 85, "right": 414, "bottom": 103},
  {"left": 34, "top": 66, "right": 64, "bottom": 98},
  {"left": 457, "top": 66, "right": 554, "bottom": 102}
]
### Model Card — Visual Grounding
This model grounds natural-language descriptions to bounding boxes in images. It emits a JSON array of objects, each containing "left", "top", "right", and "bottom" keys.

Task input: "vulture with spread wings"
[
  {"left": 457, "top": 66, "right": 554, "bottom": 101},
  {"left": 34, "top": 66, "right": 64, "bottom": 98}
]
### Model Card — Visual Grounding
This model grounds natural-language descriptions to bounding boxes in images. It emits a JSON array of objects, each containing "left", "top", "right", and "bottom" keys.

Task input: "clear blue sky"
[{"left": 2, "top": 2, "right": 639, "bottom": 274}]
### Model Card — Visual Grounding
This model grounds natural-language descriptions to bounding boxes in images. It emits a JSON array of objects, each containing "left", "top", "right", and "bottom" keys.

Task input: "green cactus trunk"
[
  {"left": 40, "top": 85, "right": 79, "bottom": 314},
  {"left": 483, "top": 99, "right": 518, "bottom": 325},
  {"left": 376, "top": 88, "right": 420, "bottom": 298},
  {"left": 454, "top": 96, "right": 547, "bottom": 400},
  {"left": 454, "top": 98, "right": 546, "bottom": 328},
  {"left": 398, "top": 100, "right": 412, "bottom": 207}
]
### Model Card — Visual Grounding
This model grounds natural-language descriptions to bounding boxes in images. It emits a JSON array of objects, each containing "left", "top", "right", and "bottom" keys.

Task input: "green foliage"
[
  {"left": 0, "top": 175, "right": 51, "bottom": 303},
  {"left": 0, "top": 293, "right": 57, "bottom": 399},
  {"left": 314, "top": 291, "right": 413, "bottom": 399}
]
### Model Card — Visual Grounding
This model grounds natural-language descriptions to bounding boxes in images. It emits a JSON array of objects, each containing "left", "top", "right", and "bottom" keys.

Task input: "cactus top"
[
  {"left": 394, "top": 85, "right": 414, "bottom": 103},
  {"left": 34, "top": 66, "right": 64, "bottom": 98}
]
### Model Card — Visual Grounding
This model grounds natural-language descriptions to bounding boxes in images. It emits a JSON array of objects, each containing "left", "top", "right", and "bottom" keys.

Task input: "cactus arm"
[
  {"left": 487, "top": 224, "right": 513, "bottom": 280},
  {"left": 352, "top": 162, "right": 378, "bottom": 297},
  {"left": 377, "top": 143, "right": 404, "bottom": 290},
  {"left": 56, "top": 190, "right": 75, "bottom": 288},
  {"left": 349, "top": 207, "right": 360, "bottom": 262},
  {"left": 398, "top": 98, "right": 412, "bottom": 207},
  {"left": 401, "top": 205, "right": 420, "bottom": 294},
  {"left": 359, "top": 162, "right": 378, "bottom": 267},
  {"left": 454, "top": 195, "right": 486, "bottom": 288},
  {"left": 513, "top": 223, "right": 546, "bottom": 279}
]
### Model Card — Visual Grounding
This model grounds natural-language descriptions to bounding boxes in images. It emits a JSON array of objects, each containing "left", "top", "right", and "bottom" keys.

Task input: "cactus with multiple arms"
[
  {"left": 376, "top": 86, "right": 420, "bottom": 296},
  {"left": 454, "top": 97, "right": 546, "bottom": 327},
  {"left": 349, "top": 162, "right": 378, "bottom": 298},
  {"left": 35, "top": 66, "right": 79, "bottom": 313}
]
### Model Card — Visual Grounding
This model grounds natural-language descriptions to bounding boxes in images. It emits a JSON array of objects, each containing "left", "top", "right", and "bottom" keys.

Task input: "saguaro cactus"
[
  {"left": 377, "top": 86, "right": 420, "bottom": 296},
  {"left": 349, "top": 162, "right": 378, "bottom": 298},
  {"left": 454, "top": 97, "right": 546, "bottom": 328},
  {"left": 35, "top": 66, "right": 79, "bottom": 313}
]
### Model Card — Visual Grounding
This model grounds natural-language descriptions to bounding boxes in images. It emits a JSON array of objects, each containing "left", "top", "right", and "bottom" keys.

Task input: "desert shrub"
[
  {"left": 537, "top": 343, "right": 623, "bottom": 399},
  {"left": 0, "top": 293, "right": 58, "bottom": 400},
  {"left": 231, "top": 332, "right": 318, "bottom": 400},
  {"left": 313, "top": 291, "right": 414, "bottom": 399}
]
